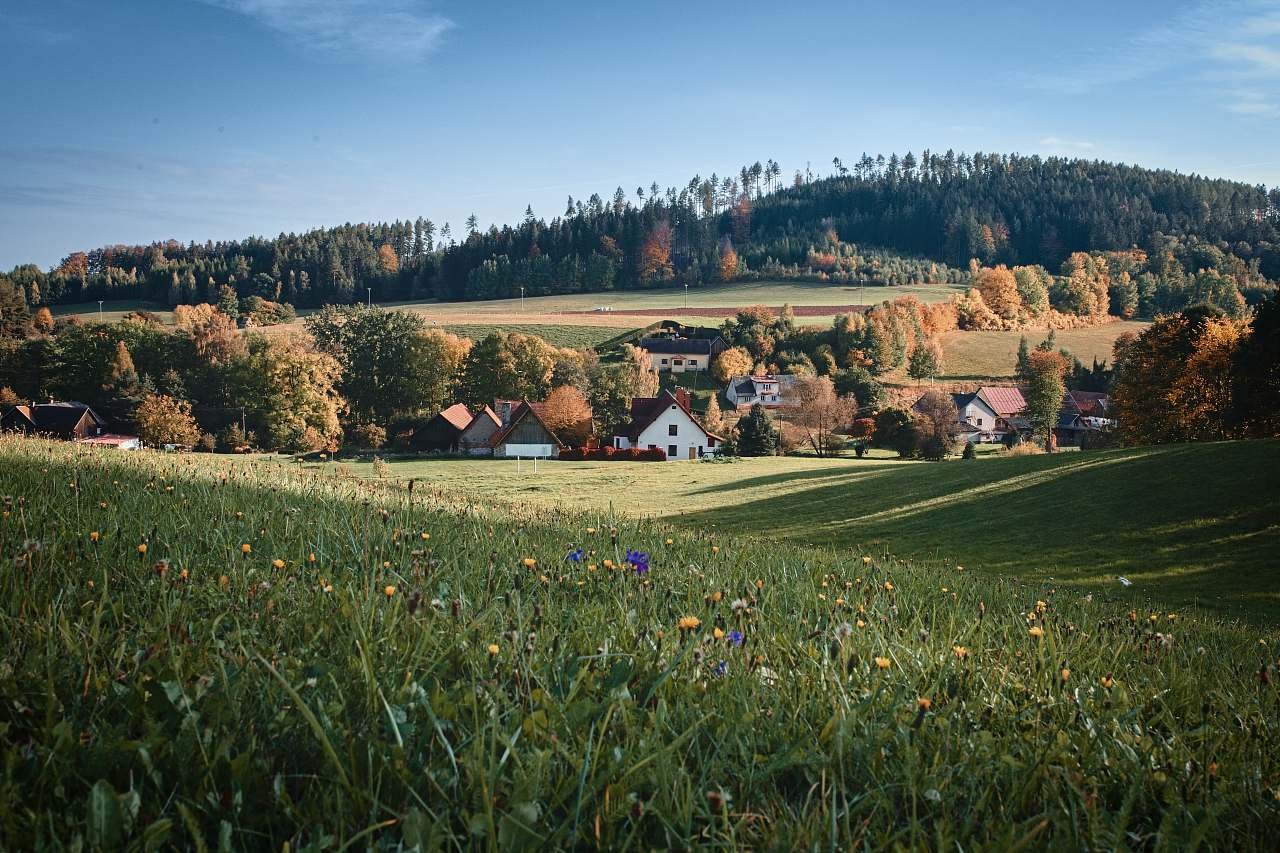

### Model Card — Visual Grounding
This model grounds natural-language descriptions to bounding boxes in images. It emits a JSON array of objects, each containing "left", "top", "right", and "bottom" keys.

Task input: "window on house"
[
  {"left": 977, "top": 417, "right": 983, "bottom": 426},
  {"left": 674, "top": 359, "right": 683, "bottom": 366},
  {"left": 661, "top": 358, "right": 669, "bottom": 365},
  {"left": 668, "top": 444, "right": 678, "bottom": 457},
  {"left": 648, "top": 444, "right": 657, "bottom": 450},
  {"left": 689, "top": 359, "right": 698, "bottom": 366},
  {"left": 669, "top": 424, "right": 678, "bottom": 436}
]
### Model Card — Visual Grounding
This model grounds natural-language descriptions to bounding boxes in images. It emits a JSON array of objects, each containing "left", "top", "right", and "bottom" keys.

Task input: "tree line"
[{"left": 3, "top": 153, "right": 1275, "bottom": 318}]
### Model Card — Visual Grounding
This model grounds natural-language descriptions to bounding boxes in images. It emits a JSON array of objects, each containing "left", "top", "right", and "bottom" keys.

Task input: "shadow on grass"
[{"left": 673, "top": 441, "right": 1280, "bottom": 621}]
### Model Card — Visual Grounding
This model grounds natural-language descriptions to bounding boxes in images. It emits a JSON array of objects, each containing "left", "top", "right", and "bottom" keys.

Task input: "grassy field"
[
  {"left": 2, "top": 434, "right": 1277, "bottom": 848},
  {"left": 50, "top": 299, "right": 175, "bottom": 325},
  {"left": 439, "top": 323, "right": 637, "bottom": 349},
  {"left": 340, "top": 441, "right": 1280, "bottom": 621},
  {"left": 932, "top": 321, "right": 1149, "bottom": 379}
]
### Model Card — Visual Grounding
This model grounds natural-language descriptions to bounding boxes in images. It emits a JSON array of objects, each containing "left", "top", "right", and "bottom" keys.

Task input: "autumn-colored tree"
[
  {"left": 973, "top": 265, "right": 1024, "bottom": 325},
  {"left": 540, "top": 385, "right": 593, "bottom": 446},
  {"left": 785, "top": 375, "right": 857, "bottom": 457},
  {"left": 952, "top": 287, "right": 1002, "bottom": 331},
  {"left": 405, "top": 329, "right": 471, "bottom": 416},
  {"left": 1057, "top": 252, "right": 1110, "bottom": 318},
  {"left": 1111, "top": 306, "right": 1230, "bottom": 444},
  {"left": 639, "top": 222, "right": 673, "bottom": 282},
  {"left": 702, "top": 394, "right": 725, "bottom": 436},
  {"left": 1025, "top": 349, "right": 1068, "bottom": 448},
  {"left": 718, "top": 240, "right": 738, "bottom": 282},
  {"left": 106, "top": 340, "right": 137, "bottom": 388},
  {"left": 32, "top": 307, "right": 53, "bottom": 334},
  {"left": 0, "top": 386, "right": 21, "bottom": 405},
  {"left": 712, "top": 346, "right": 754, "bottom": 383},
  {"left": 173, "top": 303, "right": 220, "bottom": 329},
  {"left": 913, "top": 389, "right": 958, "bottom": 460},
  {"left": 907, "top": 339, "right": 943, "bottom": 381},
  {"left": 1166, "top": 316, "right": 1245, "bottom": 440},
  {"left": 134, "top": 393, "right": 200, "bottom": 447},
  {"left": 239, "top": 335, "right": 345, "bottom": 451},
  {"left": 377, "top": 244, "right": 399, "bottom": 275},
  {"left": 56, "top": 252, "right": 88, "bottom": 279},
  {"left": 1012, "top": 265, "right": 1052, "bottom": 318}
]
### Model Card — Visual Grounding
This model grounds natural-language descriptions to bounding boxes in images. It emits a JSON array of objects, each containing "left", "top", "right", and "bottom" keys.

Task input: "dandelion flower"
[
  {"left": 874, "top": 657, "right": 891, "bottom": 670},
  {"left": 240, "top": 543, "right": 252, "bottom": 556},
  {"left": 522, "top": 557, "right": 536, "bottom": 568},
  {"left": 89, "top": 531, "right": 100, "bottom": 543},
  {"left": 308, "top": 553, "right": 316, "bottom": 563},
  {"left": 487, "top": 644, "right": 500, "bottom": 656},
  {"left": 421, "top": 532, "right": 430, "bottom": 541},
  {"left": 711, "top": 545, "right": 720, "bottom": 554},
  {"left": 917, "top": 697, "right": 932, "bottom": 711},
  {"left": 384, "top": 585, "right": 396, "bottom": 598},
  {"left": 714, "top": 627, "right": 725, "bottom": 640},
  {"left": 272, "top": 559, "right": 285, "bottom": 570},
  {"left": 862, "top": 556, "right": 872, "bottom": 565},
  {"left": 1060, "top": 668, "right": 1070, "bottom": 683},
  {"left": 665, "top": 538, "right": 673, "bottom": 545},
  {"left": 586, "top": 527, "right": 596, "bottom": 534},
  {"left": 883, "top": 581, "right": 894, "bottom": 592},
  {"left": 953, "top": 645, "right": 969, "bottom": 660},
  {"left": 137, "top": 543, "right": 148, "bottom": 556},
  {"left": 1029, "top": 626, "right": 1045, "bottom": 638},
  {"left": 678, "top": 616, "right": 701, "bottom": 631},
  {"left": 856, "top": 619, "right": 866, "bottom": 629},
  {"left": 1100, "top": 674, "right": 1114, "bottom": 689}
]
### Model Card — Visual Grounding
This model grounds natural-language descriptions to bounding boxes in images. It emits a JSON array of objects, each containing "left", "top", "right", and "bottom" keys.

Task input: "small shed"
[{"left": 412, "top": 403, "right": 473, "bottom": 452}]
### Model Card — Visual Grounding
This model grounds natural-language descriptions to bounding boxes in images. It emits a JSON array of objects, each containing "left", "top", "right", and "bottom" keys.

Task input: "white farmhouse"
[
  {"left": 613, "top": 389, "right": 722, "bottom": 461},
  {"left": 724, "top": 374, "right": 797, "bottom": 408}
]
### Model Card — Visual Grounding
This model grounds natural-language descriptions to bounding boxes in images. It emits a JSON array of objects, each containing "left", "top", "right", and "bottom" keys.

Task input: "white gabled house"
[
  {"left": 724, "top": 374, "right": 797, "bottom": 408},
  {"left": 613, "top": 389, "right": 722, "bottom": 461}
]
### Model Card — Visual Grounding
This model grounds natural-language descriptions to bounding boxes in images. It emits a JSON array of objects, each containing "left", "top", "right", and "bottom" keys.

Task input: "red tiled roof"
[
  {"left": 977, "top": 386, "right": 1026, "bottom": 416},
  {"left": 438, "top": 403, "right": 473, "bottom": 431}
]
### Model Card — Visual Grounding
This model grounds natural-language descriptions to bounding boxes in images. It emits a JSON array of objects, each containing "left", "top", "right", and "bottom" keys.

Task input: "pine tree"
[
  {"left": 736, "top": 403, "right": 777, "bottom": 456},
  {"left": 1015, "top": 336, "right": 1032, "bottom": 381}
]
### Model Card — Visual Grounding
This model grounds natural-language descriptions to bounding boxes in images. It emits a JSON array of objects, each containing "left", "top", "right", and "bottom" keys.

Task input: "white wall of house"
[
  {"left": 615, "top": 404, "right": 715, "bottom": 460},
  {"left": 644, "top": 350, "right": 708, "bottom": 373},
  {"left": 958, "top": 398, "right": 1003, "bottom": 441}
]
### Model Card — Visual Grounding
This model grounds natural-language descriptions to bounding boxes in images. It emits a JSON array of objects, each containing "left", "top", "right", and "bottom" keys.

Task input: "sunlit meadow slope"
[{"left": 0, "top": 436, "right": 1276, "bottom": 849}]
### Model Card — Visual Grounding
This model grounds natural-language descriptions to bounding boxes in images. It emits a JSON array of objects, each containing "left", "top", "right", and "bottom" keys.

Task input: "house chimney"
[{"left": 675, "top": 389, "right": 691, "bottom": 410}]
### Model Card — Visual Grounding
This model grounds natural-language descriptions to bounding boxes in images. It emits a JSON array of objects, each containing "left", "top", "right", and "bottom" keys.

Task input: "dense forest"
[{"left": 3, "top": 152, "right": 1278, "bottom": 320}]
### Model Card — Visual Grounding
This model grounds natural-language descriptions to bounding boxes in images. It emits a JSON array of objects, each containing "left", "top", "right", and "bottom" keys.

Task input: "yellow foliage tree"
[
  {"left": 713, "top": 346, "right": 754, "bottom": 383},
  {"left": 135, "top": 393, "right": 200, "bottom": 447}
]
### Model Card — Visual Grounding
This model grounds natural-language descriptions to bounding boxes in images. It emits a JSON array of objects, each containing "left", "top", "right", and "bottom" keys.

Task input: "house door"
[{"left": 688, "top": 447, "right": 696, "bottom": 460}]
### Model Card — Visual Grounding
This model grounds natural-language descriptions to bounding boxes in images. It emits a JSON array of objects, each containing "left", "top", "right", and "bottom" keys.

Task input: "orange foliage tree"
[
  {"left": 377, "top": 244, "right": 399, "bottom": 275},
  {"left": 718, "top": 240, "right": 739, "bottom": 282},
  {"left": 540, "top": 385, "right": 594, "bottom": 446},
  {"left": 639, "top": 222, "right": 673, "bottom": 282}
]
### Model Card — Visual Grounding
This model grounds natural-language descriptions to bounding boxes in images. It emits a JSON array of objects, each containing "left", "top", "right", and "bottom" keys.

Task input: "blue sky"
[{"left": 1, "top": 0, "right": 1278, "bottom": 269}]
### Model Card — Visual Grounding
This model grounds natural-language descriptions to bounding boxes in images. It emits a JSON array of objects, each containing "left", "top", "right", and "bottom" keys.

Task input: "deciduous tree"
[{"left": 134, "top": 393, "right": 199, "bottom": 447}]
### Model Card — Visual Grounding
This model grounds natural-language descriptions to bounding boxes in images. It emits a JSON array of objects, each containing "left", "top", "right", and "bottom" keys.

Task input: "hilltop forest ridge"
[{"left": 3, "top": 153, "right": 1278, "bottom": 320}]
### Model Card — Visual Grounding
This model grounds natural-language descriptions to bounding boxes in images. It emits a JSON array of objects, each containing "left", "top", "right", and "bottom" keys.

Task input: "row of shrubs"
[{"left": 557, "top": 446, "right": 667, "bottom": 462}]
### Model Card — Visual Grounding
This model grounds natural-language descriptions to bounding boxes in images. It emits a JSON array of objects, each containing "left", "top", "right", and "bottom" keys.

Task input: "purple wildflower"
[
  {"left": 726, "top": 629, "right": 744, "bottom": 647},
  {"left": 712, "top": 660, "right": 728, "bottom": 678},
  {"left": 565, "top": 547, "right": 585, "bottom": 563},
  {"left": 625, "top": 549, "right": 650, "bottom": 575}
]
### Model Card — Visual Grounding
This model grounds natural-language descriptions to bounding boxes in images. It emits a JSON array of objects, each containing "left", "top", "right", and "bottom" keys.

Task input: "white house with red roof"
[{"left": 612, "top": 389, "right": 722, "bottom": 461}]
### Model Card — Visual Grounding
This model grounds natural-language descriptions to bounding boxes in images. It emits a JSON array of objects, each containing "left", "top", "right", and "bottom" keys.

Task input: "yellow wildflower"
[
  {"left": 713, "top": 627, "right": 725, "bottom": 640},
  {"left": 137, "top": 543, "right": 147, "bottom": 555},
  {"left": 953, "top": 645, "right": 969, "bottom": 660},
  {"left": 677, "top": 616, "right": 701, "bottom": 631},
  {"left": 272, "top": 559, "right": 285, "bottom": 570},
  {"left": 1100, "top": 674, "right": 1114, "bottom": 689},
  {"left": 383, "top": 585, "right": 396, "bottom": 598},
  {"left": 240, "top": 543, "right": 252, "bottom": 555},
  {"left": 1029, "top": 626, "right": 1045, "bottom": 638},
  {"left": 917, "top": 697, "right": 932, "bottom": 711},
  {"left": 874, "top": 657, "right": 890, "bottom": 670},
  {"left": 89, "top": 531, "right": 100, "bottom": 543},
  {"left": 522, "top": 557, "right": 536, "bottom": 568},
  {"left": 487, "top": 644, "right": 500, "bottom": 656}
]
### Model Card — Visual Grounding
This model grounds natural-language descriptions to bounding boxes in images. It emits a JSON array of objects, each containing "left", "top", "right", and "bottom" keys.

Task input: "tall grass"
[{"left": 0, "top": 435, "right": 1276, "bottom": 849}]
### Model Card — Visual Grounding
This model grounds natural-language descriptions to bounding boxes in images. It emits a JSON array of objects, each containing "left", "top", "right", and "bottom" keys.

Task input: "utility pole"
[
  {"left": 520, "top": 286, "right": 525, "bottom": 312},
  {"left": 97, "top": 300, "right": 103, "bottom": 321},
  {"left": 684, "top": 283, "right": 688, "bottom": 309},
  {"left": 367, "top": 287, "right": 372, "bottom": 307}
]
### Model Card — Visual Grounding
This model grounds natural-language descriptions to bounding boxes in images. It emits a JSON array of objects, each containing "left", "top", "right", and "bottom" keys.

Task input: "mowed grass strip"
[
  {"left": 1, "top": 434, "right": 1277, "bottom": 848},
  {"left": 934, "top": 321, "right": 1149, "bottom": 379},
  {"left": 352, "top": 441, "right": 1280, "bottom": 620}
]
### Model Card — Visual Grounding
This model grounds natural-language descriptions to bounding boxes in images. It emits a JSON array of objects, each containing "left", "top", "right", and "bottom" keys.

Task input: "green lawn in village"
[
  {"left": 338, "top": 441, "right": 1280, "bottom": 621},
  {"left": 2, "top": 434, "right": 1278, "bottom": 848}
]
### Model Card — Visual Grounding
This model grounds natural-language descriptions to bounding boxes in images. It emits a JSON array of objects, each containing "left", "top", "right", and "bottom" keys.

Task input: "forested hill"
[{"left": 4, "top": 152, "right": 1279, "bottom": 315}]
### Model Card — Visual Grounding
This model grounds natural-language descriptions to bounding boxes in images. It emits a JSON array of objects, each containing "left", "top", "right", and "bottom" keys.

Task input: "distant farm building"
[
  {"left": 636, "top": 324, "right": 728, "bottom": 373},
  {"left": 412, "top": 403, "right": 474, "bottom": 452},
  {"left": 2, "top": 401, "right": 111, "bottom": 441}
]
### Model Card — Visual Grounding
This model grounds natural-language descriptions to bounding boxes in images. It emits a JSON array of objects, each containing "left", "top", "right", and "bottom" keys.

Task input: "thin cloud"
[
  {"left": 196, "top": 0, "right": 453, "bottom": 61},
  {"left": 1018, "top": 0, "right": 1280, "bottom": 120},
  {"left": 1039, "top": 137, "right": 1097, "bottom": 151}
]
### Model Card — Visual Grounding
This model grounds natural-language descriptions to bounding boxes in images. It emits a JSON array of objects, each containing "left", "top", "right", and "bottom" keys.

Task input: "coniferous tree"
[{"left": 736, "top": 403, "right": 777, "bottom": 456}]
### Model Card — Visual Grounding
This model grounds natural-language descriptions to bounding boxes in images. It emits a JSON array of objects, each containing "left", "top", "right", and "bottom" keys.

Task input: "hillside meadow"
[
  {"left": 338, "top": 441, "right": 1280, "bottom": 621},
  {"left": 1, "top": 435, "right": 1277, "bottom": 848}
]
